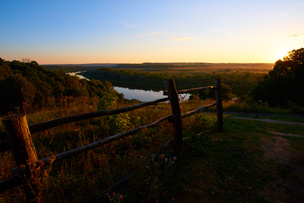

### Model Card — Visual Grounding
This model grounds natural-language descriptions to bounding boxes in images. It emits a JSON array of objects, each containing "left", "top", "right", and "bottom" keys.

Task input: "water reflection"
[
  {"left": 114, "top": 86, "right": 190, "bottom": 102},
  {"left": 67, "top": 71, "right": 89, "bottom": 80},
  {"left": 67, "top": 71, "right": 190, "bottom": 102}
]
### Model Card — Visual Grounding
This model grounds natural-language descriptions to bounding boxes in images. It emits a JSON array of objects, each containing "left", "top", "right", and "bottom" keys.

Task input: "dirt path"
[
  {"left": 231, "top": 116, "right": 304, "bottom": 126},
  {"left": 231, "top": 116, "right": 304, "bottom": 138},
  {"left": 232, "top": 116, "right": 304, "bottom": 201},
  {"left": 230, "top": 116, "right": 304, "bottom": 161}
]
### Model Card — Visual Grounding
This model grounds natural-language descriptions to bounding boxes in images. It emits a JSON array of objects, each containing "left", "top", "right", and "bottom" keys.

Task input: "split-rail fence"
[{"left": 0, "top": 78, "right": 223, "bottom": 202}]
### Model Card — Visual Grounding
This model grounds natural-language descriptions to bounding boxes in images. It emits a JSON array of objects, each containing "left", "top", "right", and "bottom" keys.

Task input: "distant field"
[
  {"left": 167, "top": 64, "right": 273, "bottom": 73},
  {"left": 44, "top": 63, "right": 274, "bottom": 74},
  {"left": 113, "top": 63, "right": 274, "bottom": 74}
]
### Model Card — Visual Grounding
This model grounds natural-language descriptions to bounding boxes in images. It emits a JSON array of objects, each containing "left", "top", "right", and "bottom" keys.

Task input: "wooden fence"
[{"left": 0, "top": 78, "right": 223, "bottom": 202}]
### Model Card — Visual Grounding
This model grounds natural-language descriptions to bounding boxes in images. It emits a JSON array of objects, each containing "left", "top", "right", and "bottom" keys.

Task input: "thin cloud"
[
  {"left": 135, "top": 32, "right": 161, "bottom": 38},
  {"left": 150, "top": 31, "right": 170, "bottom": 36},
  {"left": 136, "top": 34, "right": 144, "bottom": 38},
  {"left": 150, "top": 31, "right": 160, "bottom": 36},
  {"left": 285, "top": 34, "right": 304, "bottom": 38},
  {"left": 171, "top": 37, "right": 192, "bottom": 42}
]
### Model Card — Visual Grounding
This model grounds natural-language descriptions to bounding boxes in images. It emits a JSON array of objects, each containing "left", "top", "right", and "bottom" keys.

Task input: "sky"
[{"left": 1, "top": 0, "right": 304, "bottom": 64}]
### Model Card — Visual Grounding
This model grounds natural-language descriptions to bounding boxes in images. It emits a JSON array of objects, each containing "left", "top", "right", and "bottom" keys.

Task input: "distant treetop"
[{"left": 250, "top": 47, "right": 304, "bottom": 107}]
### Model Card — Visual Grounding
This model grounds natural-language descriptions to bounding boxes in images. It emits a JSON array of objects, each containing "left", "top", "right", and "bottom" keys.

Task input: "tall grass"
[
  {"left": 223, "top": 100, "right": 304, "bottom": 115},
  {"left": 0, "top": 95, "right": 212, "bottom": 202}
]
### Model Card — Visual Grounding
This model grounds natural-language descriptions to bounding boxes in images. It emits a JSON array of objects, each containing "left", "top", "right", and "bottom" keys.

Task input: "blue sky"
[{"left": 1, "top": 0, "right": 304, "bottom": 64}]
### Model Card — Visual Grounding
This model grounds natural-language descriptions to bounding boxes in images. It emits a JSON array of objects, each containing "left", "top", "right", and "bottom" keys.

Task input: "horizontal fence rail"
[
  {"left": 1, "top": 104, "right": 215, "bottom": 193},
  {"left": 0, "top": 97, "right": 169, "bottom": 152},
  {"left": 163, "top": 85, "right": 215, "bottom": 95},
  {"left": 40, "top": 114, "right": 172, "bottom": 165},
  {"left": 182, "top": 102, "right": 216, "bottom": 119},
  {"left": 0, "top": 78, "right": 223, "bottom": 202}
]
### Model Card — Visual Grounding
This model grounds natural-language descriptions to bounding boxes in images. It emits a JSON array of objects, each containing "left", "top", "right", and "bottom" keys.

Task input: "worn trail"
[
  {"left": 231, "top": 116, "right": 304, "bottom": 137},
  {"left": 231, "top": 116, "right": 304, "bottom": 126}
]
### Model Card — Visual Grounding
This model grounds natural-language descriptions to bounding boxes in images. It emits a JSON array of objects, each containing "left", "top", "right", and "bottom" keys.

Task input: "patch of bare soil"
[
  {"left": 259, "top": 136, "right": 304, "bottom": 201},
  {"left": 260, "top": 136, "right": 294, "bottom": 164}
]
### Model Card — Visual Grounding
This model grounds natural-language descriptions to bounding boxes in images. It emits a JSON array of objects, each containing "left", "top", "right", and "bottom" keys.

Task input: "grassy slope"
[
  {"left": 0, "top": 97, "right": 216, "bottom": 202},
  {"left": 1, "top": 96, "right": 304, "bottom": 202},
  {"left": 83, "top": 113, "right": 304, "bottom": 202},
  {"left": 161, "top": 115, "right": 304, "bottom": 202}
]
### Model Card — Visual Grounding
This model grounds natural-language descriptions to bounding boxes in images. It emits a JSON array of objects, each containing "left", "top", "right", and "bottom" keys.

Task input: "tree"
[
  {"left": 21, "top": 58, "right": 31, "bottom": 63},
  {"left": 250, "top": 48, "right": 304, "bottom": 107},
  {"left": 0, "top": 59, "right": 115, "bottom": 115},
  {"left": 0, "top": 74, "right": 36, "bottom": 114},
  {"left": 189, "top": 82, "right": 235, "bottom": 101},
  {"left": 0, "top": 61, "right": 12, "bottom": 79}
]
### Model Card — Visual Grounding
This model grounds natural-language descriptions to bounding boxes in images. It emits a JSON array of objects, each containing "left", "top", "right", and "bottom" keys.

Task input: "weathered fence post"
[
  {"left": 165, "top": 79, "right": 183, "bottom": 158},
  {"left": 215, "top": 78, "right": 223, "bottom": 131},
  {"left": 2, "top": 114, "right": 41, "bottom": 202}
]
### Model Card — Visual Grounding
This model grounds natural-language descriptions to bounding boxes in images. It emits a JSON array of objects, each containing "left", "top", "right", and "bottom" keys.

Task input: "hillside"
[
  {"left": 43, "top": 63, "right": 118, "bottom": 72},
  {"left": 0, "top": 58, "right": 117, "bottom": 115},
  {"left": 160, "top": 115, "right": 304, "bottom": 202}
]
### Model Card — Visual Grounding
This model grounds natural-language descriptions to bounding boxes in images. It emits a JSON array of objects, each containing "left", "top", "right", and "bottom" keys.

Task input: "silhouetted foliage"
[
  {"left": 190, "top": 82, "right": 235, "bottom": 101},
  {"left": 250, "top": 48, "right": 304, "bottom": 107},
  {"left": 0, "top": 59, "right": 111, "bottom": 115},
  {"left": 0, "top": 74, "right": 36, "bottom": 113}
]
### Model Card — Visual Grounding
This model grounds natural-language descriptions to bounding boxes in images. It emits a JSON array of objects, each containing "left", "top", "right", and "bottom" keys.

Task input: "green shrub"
[{"left": 98, "top": 89, "right": 130, "bottom": 134}]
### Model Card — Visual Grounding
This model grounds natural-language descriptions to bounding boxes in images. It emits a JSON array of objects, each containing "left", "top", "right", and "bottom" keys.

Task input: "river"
[{"left": 67, "top": 71, "right": 190, "bottom": 102}]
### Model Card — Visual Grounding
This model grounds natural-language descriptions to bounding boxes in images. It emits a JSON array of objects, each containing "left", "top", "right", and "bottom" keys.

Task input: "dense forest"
[
  {"left": 43, "top": 63, "right": 116, "bottom": 72},
  {"left": 0, "top": 58, "right": 116, "bottom": 115},
  {"left": 81, "top": 66, "right": 264, "bottom": 99}
]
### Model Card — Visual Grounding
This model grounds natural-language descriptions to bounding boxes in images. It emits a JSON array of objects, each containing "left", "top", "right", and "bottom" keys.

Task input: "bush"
[{"left": 97, "top": 89, "right": 130, "bottom": 134}]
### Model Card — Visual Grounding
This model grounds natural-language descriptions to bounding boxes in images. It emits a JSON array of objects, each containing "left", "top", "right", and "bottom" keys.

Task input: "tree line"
[
  {"left": 81, "top": 66, "right": 263, "bottom": 99},
  {"left": 0, "top": 58, "right": 115, "bottom": 115}
]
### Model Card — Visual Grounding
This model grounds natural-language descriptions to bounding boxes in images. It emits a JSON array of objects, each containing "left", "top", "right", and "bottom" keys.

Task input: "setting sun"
[
  {"left": 270, "top": 45, "right": 301, "bottom": 62},
  {"left": 274, "top": 49, "right": 291, "bottom": 61}
]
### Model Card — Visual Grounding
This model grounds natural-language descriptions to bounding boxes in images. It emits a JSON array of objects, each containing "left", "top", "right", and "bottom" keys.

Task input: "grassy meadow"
[
  {"left": 163, "top": 115, "right": 304, "bottom": 202},
  {"left": 44, "top": 63, "right": 273, "bottom": 74},
  {"left": 1, "top": 62, "right": 304, "bottom": 202},
  {"left": 1, "top": 95, "right": 304, "bottom": 202},
  {"left": 0, "top": 95, "right": 217, "bottom": 202},
  {"left": 112, "top": 63, "right": 273, "bottom": 73}
]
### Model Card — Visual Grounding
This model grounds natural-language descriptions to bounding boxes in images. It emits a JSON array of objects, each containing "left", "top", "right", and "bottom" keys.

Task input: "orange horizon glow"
[{"left": 1, "top": 1, "right": 303, "bottom": 65}]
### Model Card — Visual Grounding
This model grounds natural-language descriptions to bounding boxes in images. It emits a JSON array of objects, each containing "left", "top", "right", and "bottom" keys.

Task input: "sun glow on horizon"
[
  {"left": 0, "top": 1, "right": 303, "bottom": 65},
  {"left": 270, "top": 47, "right": 298, "bottom": 62}
]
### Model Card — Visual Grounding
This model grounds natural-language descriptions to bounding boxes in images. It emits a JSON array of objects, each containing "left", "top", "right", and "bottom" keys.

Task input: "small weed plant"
[
  {"left": 106, "top": 192, "right": 124, "bottom": 203},
  {"left": 145, "top": 153, "right": 177, "bottom": 185}
]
